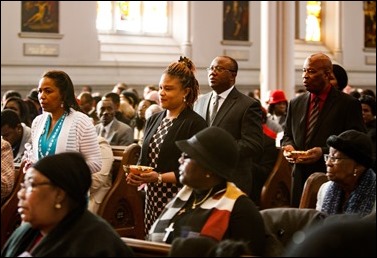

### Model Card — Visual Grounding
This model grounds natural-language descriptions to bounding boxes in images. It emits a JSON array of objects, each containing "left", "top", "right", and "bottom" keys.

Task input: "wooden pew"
[
  {"left": 97, "top": 143, "right": 145, "bottom": 239},
  {"left": 299, "top": 172, "right": 328, "bottom": 209},
  {"left": 259, "top": 149, "right": 293, "bottom": 210},
  {"left": 1, "top": 161, "right": 25, "bottom": 248},
  {"left": 111, "top": 145, "right": 128, "bottom": 182},
  {"left": 121, "top": 237, "right": 257, "bottom": 257},
  {"left": 122, "top": 237, "right": 170, "bottom": 257}
]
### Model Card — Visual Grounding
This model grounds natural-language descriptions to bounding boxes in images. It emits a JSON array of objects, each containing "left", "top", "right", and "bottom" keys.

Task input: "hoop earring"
[{"left": 55, "top": 203, "right": 62, "bottom": 209}]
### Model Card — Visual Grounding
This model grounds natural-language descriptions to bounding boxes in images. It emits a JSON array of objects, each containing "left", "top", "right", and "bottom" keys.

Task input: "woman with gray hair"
[{"left": 317, "top": 130, "right": 376, "bottom": 217}]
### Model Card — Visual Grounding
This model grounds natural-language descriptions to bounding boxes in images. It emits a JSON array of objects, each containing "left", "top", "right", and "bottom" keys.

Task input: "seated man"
[
  {"left": 95, "top": 99, "right": 134, "bottom": 146},
  {"left": 77, "top": 92, "right": 100, "bottom": 125},
  {"left": 1, "top": 109, "right": 32, "bottom": 164}
]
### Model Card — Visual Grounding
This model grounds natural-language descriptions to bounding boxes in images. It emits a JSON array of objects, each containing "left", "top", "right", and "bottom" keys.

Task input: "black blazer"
[
  {"left": 282, "top": 87, "right": 366, "bottom": 206},
  {"left": 138, "top": 108, "right": 207, "bottom": 182},
  {"left": 194, "top": 87, "right": 264, "bottom": 195}
]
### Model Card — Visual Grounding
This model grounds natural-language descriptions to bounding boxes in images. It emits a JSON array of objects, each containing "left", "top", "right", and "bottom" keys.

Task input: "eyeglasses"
[
  {"left": 20, "top": 181, "right": 52, "bottom": 193},
  {"left": 180, "top": 152, "right": 191, "bottom": 160},
  {"left": 324, "top": 154, "right": 350, "bottom": 164},
  {"left": 206, "top": 66, "right": 236, "bottom": 73}
]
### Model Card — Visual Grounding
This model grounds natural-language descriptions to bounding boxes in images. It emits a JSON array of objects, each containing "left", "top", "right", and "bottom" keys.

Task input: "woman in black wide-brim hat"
[{"left": 148, "top": 126, "right": 266, "bottom": 256}]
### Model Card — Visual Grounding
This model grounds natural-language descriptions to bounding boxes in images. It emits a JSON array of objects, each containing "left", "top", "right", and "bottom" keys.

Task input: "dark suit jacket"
[
  {"left": 194, "top": 87, "right": 264, "bottom": 195},
  {"left": 282, "top": 87, "right": 366, "bottom": 207},
  {"left": 139, "top": 108, "right": 207, "bottom": 181}
]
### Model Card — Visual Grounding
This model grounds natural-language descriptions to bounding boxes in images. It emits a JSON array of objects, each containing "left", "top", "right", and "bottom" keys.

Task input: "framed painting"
[
  {"left": 21, "top": 1, "right": 59, "bottom": 33},
  {"left": 223, "top": 1, "right": 249, "bottom": 42},
  {"left": 364, "top": 1, "right": 376, "bottom": 48}
]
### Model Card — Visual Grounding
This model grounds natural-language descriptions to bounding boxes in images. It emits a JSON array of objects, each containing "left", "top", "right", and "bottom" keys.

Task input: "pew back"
[
  {"left": 97, "top": 143, "right": 145, "bottom": 239},
  {"left": 122, "top": 237, "right": 170, "bottom": 257},
  {"left": 299, "top": 172, "right": 328, "bottom": 209},
  {"left": 259, "top": 149, "right": 292, "bottom": 210}
]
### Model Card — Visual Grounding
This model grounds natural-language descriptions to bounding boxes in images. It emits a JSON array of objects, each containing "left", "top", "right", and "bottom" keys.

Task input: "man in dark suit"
[
  {"left": 282, "top": 53, "right": 366, "bottom": 207},
  {"left": 194, "top": 55, "right": 263, "bottom": 195}
]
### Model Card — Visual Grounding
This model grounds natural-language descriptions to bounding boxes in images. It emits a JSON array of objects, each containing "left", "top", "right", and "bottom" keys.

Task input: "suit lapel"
[
  {"left": 297, "top": 93, "right": 310, "bottom": 148},
  {"left": 212, "top": 88, "right": 237, "bottom": 126},
  {"left": 107, "top": 119, "right": 118, "bottom": 142}
]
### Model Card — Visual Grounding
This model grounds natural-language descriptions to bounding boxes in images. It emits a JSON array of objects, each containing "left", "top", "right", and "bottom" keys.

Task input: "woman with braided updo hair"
[{"left": 126, "top": 56, "right": 207, "bottom": 237}]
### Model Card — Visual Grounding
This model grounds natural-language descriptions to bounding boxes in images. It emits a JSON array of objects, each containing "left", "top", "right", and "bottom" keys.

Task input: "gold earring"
[
  {"left": 353, "top": 169, "right": 357, "bottom": 177},
  {"left": 183, "top": 96, "right": 186, "bottom": 102},
  {"left": 206, "top": 174, "right": 210, "bottom": 178},
  {"left": 61, "top": 102, "right": 64, "bottom": 108},
  {"left": 55, "top": 203, "right": 62, "bottom": 209}
]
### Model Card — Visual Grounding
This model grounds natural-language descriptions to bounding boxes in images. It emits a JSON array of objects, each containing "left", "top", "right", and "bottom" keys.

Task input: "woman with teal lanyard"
[{"left": 26, "top": 70, "right": 102, "bottom": 173}]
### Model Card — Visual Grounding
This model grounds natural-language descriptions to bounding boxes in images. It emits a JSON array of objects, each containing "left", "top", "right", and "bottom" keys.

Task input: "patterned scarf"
[
  {"left": 148, "top": 182, "right": 244, "bottom": 243},
  {"left": 321, "top": 168, "right": 376, "bottom": 217}
]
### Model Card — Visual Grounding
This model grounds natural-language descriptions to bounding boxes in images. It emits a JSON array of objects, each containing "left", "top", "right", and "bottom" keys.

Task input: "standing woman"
[
  {"left": 126, "top": 56, "right": 207, "bottom": 237},
  {"left": 29, "top": 70, "right": 102, "bottom": 173}
]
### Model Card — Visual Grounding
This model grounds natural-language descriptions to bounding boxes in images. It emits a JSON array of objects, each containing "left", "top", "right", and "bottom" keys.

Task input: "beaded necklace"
[{"left": 38, "top": 113, "right": 67, "bottom": 159}]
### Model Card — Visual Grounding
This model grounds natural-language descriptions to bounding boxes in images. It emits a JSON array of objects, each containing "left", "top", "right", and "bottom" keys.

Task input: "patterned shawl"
[
  {"left": 321, "top": 168, "right": 376, "bottom": 217},
  {"left": 148, "top": 182, "right": 244, "bottom": 243}
]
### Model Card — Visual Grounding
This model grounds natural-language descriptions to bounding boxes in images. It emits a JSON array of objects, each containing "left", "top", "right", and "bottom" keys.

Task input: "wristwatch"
[{"left": 157, "top": 173, "right": 163, "bottom": 184}]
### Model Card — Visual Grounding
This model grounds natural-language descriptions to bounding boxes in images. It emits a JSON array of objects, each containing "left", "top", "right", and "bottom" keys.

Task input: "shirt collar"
[
  {"left": 310, "top": 84, "right": 331, "bottom": 102},
  {"left": 103, "top": 119, "right": 114, "bottom": 133},
  {"left": 213, "top": 85, "right": 234, "bottom": 100}
]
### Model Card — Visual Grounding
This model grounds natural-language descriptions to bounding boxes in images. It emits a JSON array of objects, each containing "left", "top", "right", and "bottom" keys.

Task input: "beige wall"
[{"left": 1, "top": 1, "right": 375, "bottom": 100}]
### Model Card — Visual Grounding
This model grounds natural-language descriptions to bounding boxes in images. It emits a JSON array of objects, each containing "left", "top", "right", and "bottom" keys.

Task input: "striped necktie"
[
  {"left": 305, "top": 97, "right": 320, "bottom": 147},
  {"left": 209, "top": 94, "right": 220, "bottom": 125}
]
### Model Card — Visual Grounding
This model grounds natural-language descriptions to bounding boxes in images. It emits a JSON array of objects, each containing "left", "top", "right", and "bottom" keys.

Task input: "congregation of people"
[{"left": 1, "top": 53, "right": 376, "bottom": 257}]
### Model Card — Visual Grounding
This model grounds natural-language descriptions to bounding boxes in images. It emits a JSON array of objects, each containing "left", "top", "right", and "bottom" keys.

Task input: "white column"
[
  {"left": 181, "top": 1, "right": 192, "bottom": 58},
  {"left": 280, "top": 1, "right": 296, "bottom": 101},
  {"left": 260, "top": 1, "right": 295, "bottom": 103},
  {"left": 260, "top": 1, "right": 277, "bottom": 106},
  {"left": 331, "top": 1, "right": 343, "bottom": 63}
]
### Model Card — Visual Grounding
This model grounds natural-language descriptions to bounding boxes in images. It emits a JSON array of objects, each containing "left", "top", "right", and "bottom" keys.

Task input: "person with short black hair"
[
  {"left": 1, "top": 109, "right": 32, "bottom": 164},
  {"left": 282, "top": 53, "right": 366, "bottom": 207},
  {"left": 359, "top": 95, "right": 376, "bottom": 170},
  {"left": 194, "top": 55, "right": 264, "bottom": 196}
]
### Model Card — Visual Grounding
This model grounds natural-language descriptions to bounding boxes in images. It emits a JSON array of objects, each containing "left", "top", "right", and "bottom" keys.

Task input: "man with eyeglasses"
[
  {"left": 194, "top": 55, "right": 263, "bottom": 196},
  {"left": 281, "top": 53, "right": 366, "bottom": 207}
]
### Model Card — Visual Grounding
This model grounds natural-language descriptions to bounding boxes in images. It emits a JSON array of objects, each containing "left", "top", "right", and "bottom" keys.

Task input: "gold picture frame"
[
  {"left": 364, "top": 1, "right": 376, "bottom": 49},
  {"left": 21, "top": 1, "right": 59, "bottom": 34},
  {"left": 222, "top": 1, "right": 250, "bottom": 45}
]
